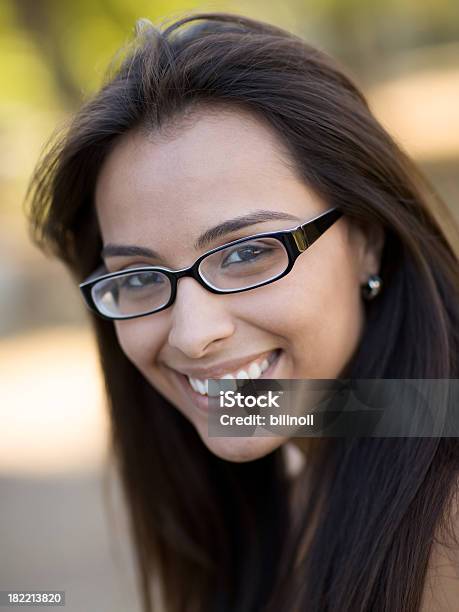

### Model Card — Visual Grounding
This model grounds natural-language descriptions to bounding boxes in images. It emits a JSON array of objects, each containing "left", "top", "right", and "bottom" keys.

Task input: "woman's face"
[{"left": 95, "top": 107, "right": 381, "bottom": 462}]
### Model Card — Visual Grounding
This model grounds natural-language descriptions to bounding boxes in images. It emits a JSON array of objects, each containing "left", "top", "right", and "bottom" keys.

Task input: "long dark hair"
[{"left": 26, "top": 11, "right": 459, "bottom": 612}]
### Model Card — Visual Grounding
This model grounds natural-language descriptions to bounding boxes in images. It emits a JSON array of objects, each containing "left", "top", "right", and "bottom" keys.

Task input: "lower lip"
[{"left": 173, "top": 349, "right": 283, "bottom": 416}]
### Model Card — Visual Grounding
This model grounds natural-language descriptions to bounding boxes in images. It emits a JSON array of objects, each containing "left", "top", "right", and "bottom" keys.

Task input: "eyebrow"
[{"left": 100, "top": 209, "right": 301, "bottom": 259}]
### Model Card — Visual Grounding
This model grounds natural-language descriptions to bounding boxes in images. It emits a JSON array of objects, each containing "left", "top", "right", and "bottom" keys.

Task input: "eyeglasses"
[{"left": 79, "top": 207, "right": 342, "bottom": 320}]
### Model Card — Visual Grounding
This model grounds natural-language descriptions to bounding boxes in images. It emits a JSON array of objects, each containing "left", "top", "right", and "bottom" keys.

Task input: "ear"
[{"left": 348, "top": 219, "right": 385, "bottom": 284}]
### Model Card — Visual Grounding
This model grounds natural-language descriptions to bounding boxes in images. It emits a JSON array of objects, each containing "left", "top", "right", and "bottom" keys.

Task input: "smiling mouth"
[{"left": 178, "top": 349, "right": 282, "bottom": 397}]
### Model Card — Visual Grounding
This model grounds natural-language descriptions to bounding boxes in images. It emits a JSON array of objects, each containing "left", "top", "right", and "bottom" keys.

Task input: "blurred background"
[{"left": 1, "top": 0, "right": 458, "bottom": 610}]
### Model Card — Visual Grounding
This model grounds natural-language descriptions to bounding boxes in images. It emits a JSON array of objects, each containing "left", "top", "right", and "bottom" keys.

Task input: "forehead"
[{"left": 95, "top": 108, "right": 325, "bottom": 254}]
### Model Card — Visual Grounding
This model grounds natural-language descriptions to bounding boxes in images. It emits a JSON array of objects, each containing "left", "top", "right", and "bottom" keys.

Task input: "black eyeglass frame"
[{"left": 79, "top": 206, "right": 343, "bottom": 320}]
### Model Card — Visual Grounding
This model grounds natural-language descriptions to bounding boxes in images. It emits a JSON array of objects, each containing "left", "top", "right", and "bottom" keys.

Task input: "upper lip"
[{"left": 168, "top": 349, "right": 279, "bottom": 379}]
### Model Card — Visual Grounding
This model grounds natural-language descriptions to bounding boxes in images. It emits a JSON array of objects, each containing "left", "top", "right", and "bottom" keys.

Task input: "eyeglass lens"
[{"left": 91, "top": 237, "right": 289, "bottom": 318}]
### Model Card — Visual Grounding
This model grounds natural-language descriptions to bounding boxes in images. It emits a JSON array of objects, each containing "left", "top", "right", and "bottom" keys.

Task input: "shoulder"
[{"left": 420, "top": 482, "right": 459, "bottom": 611}]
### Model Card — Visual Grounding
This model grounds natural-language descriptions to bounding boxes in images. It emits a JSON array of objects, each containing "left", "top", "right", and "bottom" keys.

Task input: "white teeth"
[
  {"left": 185, "top": 351, "right": 278, "bottom": 396},
  {"left": 208, "top": 382, "right": 221, "bottom": 397},
  {"left": 248, "top": 362, "right": 261, "bottom": 378},
  {"left": 235, "top": 370, "right": 249, "bottom": 389},
  {"left": 196, "top": 379, "right": 207, "bottom": 395},
  {"left": 220, "top": 374, "right": 238, "bottom": 392}
]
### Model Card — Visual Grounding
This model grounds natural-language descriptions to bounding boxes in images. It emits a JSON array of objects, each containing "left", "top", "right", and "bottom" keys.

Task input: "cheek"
[
  {"left": 290, "top": 239, "right": 364, "bottom": 375},
  {"left": 114, "top": 319, "right": 163, "bottom": 373},
  {"left": 248, "top": 233, "right": 364, "bottom": 376}
]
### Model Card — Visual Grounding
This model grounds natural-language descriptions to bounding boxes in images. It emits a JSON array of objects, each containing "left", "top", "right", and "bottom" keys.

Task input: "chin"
[{"left": 198, "top": 433, "right": 288, "bottom": 463}]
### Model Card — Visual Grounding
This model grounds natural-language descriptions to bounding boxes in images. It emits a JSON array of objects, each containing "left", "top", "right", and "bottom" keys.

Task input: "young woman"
[{"left": 27, "top": 11, "right": 459, "bottom": 612}]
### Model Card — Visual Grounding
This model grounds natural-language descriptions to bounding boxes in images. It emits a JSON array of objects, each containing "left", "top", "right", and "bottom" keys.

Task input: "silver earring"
[{"left": 361, "top": 274, "right": 382, "bottom": 300}]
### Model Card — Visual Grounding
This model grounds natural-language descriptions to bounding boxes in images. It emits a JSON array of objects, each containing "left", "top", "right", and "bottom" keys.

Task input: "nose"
[{"left": 167, "top": 277, "right": 235, "bottom": 358}]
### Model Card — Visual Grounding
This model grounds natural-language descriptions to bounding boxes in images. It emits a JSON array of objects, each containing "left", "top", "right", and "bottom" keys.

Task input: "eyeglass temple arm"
[{"left": 301, "top": 208, "right": 343, "bottom": 248}]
